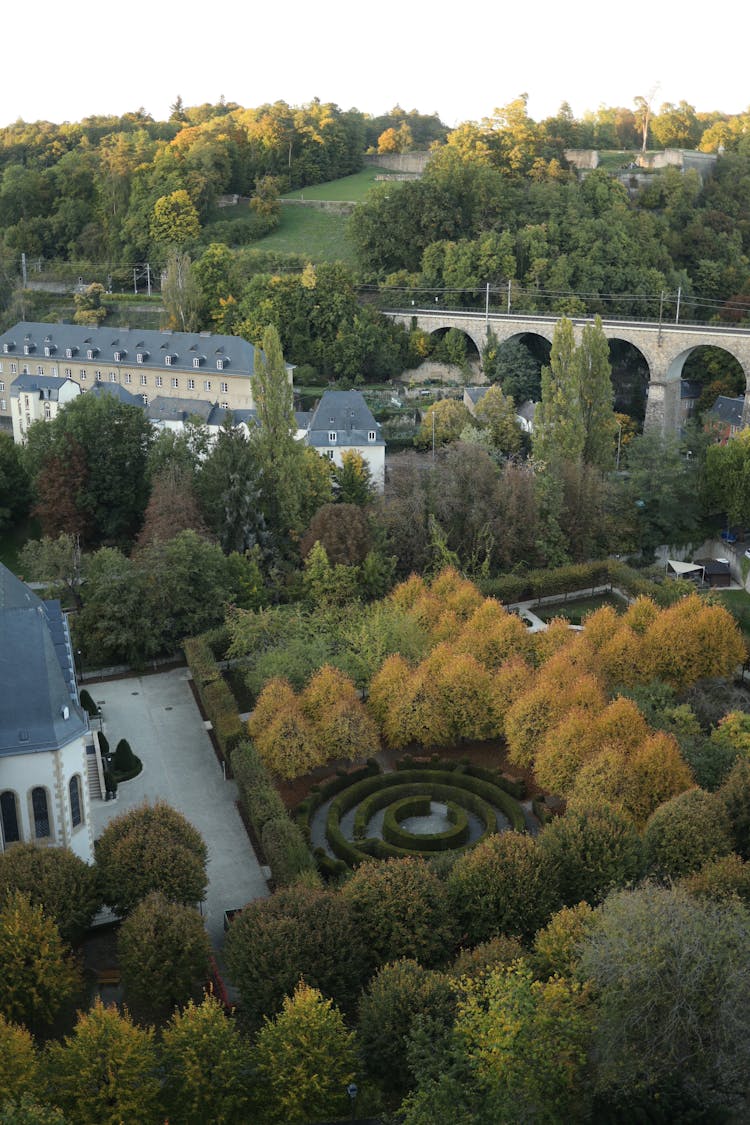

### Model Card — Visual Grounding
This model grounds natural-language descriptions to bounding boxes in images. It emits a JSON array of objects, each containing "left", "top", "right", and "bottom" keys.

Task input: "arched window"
[
  {"left": 69, "top": 776, "right": 83, "bottom": 828},
  {"left": 0, "top": 790, "right": 20, "bottom": 845},
  {"left": 31, "top": 787, "right": 51, "bottom": 839}
]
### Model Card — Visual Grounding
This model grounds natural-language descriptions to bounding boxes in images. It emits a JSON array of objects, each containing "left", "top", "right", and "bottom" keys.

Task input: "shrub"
[
  {"left": 94, "top": 801, "right": 208, "bottom": 916},
  {"left": 382, "top": 796, "right": 470, "bottom": 852},
  {"left": 342, "top": 856, "right": 458, "bottom": 969},
  {"left": 680, "top": 852, "right": 750, "bottom": 906},
  {"left": 447, "top": 832, "right": 559, "bottom": 945},
  {"left": 532, "top": 902, "right": 597, "bottom": 979},
  {"left": 0, "top": 844, "right": 101, "bottom": 946},
  {"left": 225, "top": 883, "right": 370, "bottom": 1030},
  {"left": 260, "top": 817, "right": 316, "bottom": 886},
  {"left": 538, "top": 805, "right": 645, "bottom": 907},
  {"left": 644, "top": 788, "right": 734, "bottom": 879},
  {"left": 97, "top": 731, "right": 110, "bottom": 757},
  {"left": 78, "top": 688, "right": 98, "bottom": 717},
  {"left": 719, "top": 758, "right": 750, "bottom": 859}
]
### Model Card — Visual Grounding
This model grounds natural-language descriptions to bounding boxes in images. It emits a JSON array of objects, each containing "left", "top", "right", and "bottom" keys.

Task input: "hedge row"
[
  {"left": 294, "top": 761, "right": 380, "bottom": 844},
  {"left": 477, "top": 559, "right": 693, "bottom": 608},
  {"left": 394, "top": 757, "right": 526, "bottom": 801},
  {"left": 382, "top": 796, "right": 470, "bottom": 852},
  {"left": 184, "top": 635, "right": 243, "bottom": 769},
  {"left": 324, "top": 768, "right": 526, "bottom": 868},
  {"left": 231, "top": 740, "right": 317, "bottom": 886}
]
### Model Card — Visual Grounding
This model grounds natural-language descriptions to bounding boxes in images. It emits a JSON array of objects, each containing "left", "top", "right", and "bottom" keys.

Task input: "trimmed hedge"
[
  {"left": 294, "top": 760, "right": 380, "bottom": 844},
  {"left": 395, "top": 757, "right": 526, "bottom": 801},
  {"left": 232, "top": 739, "right": 316, "bottom": 886},
  {"left": 477, "top": 558, "right": 694, "bottom": 610},
  {"left": 184, "top": 634, "right": 242, "bottom": 768},
  {"left": 382, "top": 796, "right": 470, "bottom": 852}
]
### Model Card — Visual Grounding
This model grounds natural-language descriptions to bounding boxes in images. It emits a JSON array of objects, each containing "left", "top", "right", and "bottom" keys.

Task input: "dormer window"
[
  {"left": 165, "top": 355, "right": 172, "bottom": 366},
  {"left": 2, "top": 344, "right": 10, "bottom": 354},
  {"left": 44, "top": 345, "right": 53, "bottom": 357},
  {"left": 136, "top": 352, "right": 145, "bottom": 363},
  {"left": 114, "top": 351, "right": 121, "bottom": 362},
  {"left": 65, "top": 348, "right": 73, "bottom": 359},
  {"left": 23, "top": 345, "right": 30, "bottom": 356},
  {"left": 328, "top": 431, "right": 337, "bottom": 443},
  {"left": 368, "top": 430, "right": 376, "bottom": 441},
  {"left": 86, "top": 349, "right": 95, "bottom": 360},
  {"left": 193, "top": 357, "right": 200, "bottom": 368},
  {"left": 216, "top": 358, "right": 224, "bottom": 371}
]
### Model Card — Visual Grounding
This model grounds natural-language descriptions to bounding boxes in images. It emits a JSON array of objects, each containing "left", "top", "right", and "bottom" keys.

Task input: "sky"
[{"left": 2, "top": 1, "right": 748, "bottom": 130}]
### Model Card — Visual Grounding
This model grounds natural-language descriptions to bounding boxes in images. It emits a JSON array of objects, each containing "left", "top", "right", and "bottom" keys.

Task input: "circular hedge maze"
[{"left": 296, "top": 760, "right": 529, "bottom": 876}]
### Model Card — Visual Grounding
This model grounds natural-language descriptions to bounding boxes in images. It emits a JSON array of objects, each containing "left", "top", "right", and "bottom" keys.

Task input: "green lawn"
[
  {"left": 281, "top": 167, "right": 402, "bottom": 202},
  {"left": 251, "top": 205, "right": 358, "bottom": 266},
  {"left": 714, "top": 589, "right": 750, "bottom": 641}
]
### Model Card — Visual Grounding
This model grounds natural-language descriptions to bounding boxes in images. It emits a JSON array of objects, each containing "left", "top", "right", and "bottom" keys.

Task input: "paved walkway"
[{"left": 88, "top": 668, "right": 268, "bottom": 951}]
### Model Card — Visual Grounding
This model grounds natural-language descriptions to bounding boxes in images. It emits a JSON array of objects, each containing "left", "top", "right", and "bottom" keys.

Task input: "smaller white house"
[
  {"left": 10, "top": 374, "right": 81, "bottom": 443},
  {"left": 301, "top": 390, "right": 385, "bottom": 490},
  {"left": 1, "top": 565, "right": 94, "bottom": 862}
]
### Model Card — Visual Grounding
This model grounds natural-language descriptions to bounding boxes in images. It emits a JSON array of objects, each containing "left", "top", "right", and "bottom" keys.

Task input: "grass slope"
[{"left": 251, "top": 205, "right": 358, "bottom": 266}]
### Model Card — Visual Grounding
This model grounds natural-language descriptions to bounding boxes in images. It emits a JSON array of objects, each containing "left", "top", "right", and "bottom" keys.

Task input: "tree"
[
  {"left": 94, "top": 801, "right": 208, "bottom": 916},
  {"left": 160, "top": 993, "right": 253, "bottom": 1124},
  {"left": 0, "top": 891, "right": 79, "bottom": 1035},
  {"left": 247, "top": 677, "right": 320, "bottom": 778},
  {"left": 643, "top": 788, "right": 734, "bottom": 878},
  {"left": 473, "top": 386, "right": 523, "bottom": 455},
  {"left": 680, "top": 852, "right": 750, "bottom": 906},
  {"left": 224, "top": 882, "right": 371, "bottom": 1030},
  {"left": 43, "top": 1000, "right": 160, "bottom": 1125},
  {"left": 622, "top": 431, "right": 703, "bottom": 557},
  {"left": 334, "top": 449, "right": 376, "bottom": 505},
  {"left": 300, "top": 663, "right": 380, "bottom": 762},
  {"left": 634, "top": 88, "right": 658, "bottom": 152},
  {"left": 342, "top": 857, "right": 458, "bottom": 969},
  {"left": 195, "top": 426, "right": 270, "bottom": 556},
  {"left": 135, "top": 464, "right": 208, "bottom": 550},
  {"left": 300, "top": 502, "right": 372, "bottom": 565},
  {"left": 72, "top": 282, "right": 108, "bottom": 326},
  {"left": 118, "top": 893, "right": 210, "bottom": 1024},
  {"left": 446, "top": 832, "right": 558, "bottom": 945},
  {"left": 0, "top": 1096, "right": 65, "bottom": 1124},
  {"left": 531, "top": 902, "right": 597, "bottom": 979},
  {"left": 705, "top": 429, "right": 750, "bottom": 528},
  {"left": 254, "top": 982, "right": 358, "bottom": 1124},
  {"left": 18, "top": 533, "right": 84, "bottom": 609},
  {"left": 576, "top": 316, "right": 615, "bottom": 470},
  {"left": 539, "top": 804, "right": 645, "bottom": 907},
  {"left": 0, "top": 432, "right": 30, "bottom": 532},
  {"left": 0, "top": 1015, "right": 38, "bottom": 1105},
  {"left": 532, "top": 318, "right": 584, "bottom": 467},
  {"left": 719, "top": 758, "right": 750, "bottom": 859},
  {"left": 161, "top": 250, "right": 203, "bottom": 331},
  {"left": 150, "top": 188, "right": 200, "bottom": 249},
  {"left": 578, "top": 884, "right": 750, "bottom": 1117},
  {"left": 358, "top": 959, "right": 456, "bottom": 1101},
  {"left": 0, "top": 844, "right": 100, "bottom": 946},
  {"left": 482, "top": 335, "right": 542, "bottom": 403},
  {"left": 415, "top": 399, "right": 474, "bottom": 449}
]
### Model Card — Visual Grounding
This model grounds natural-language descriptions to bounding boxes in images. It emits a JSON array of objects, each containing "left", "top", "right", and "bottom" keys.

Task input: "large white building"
[{"left": 0, "top": 566, "right": 94, "bottom": 862}]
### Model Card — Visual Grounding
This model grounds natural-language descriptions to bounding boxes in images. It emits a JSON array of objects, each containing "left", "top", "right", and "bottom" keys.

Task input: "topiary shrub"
[
  {"left": 112, "top": 739, "right": 142, "bottom": 783},
  {"left": 97, "top": 731, "right": 110, "bottom": 757},
  {"left": 79, "top": 688, "right": 98, "bottom": 717}
]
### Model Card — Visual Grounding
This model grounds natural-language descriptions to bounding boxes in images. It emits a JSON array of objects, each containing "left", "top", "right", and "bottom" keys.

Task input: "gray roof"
[
  {"left": 206, "top": 405, "right": 258, "bottom": 428},
  {"left": 517, "top": 399, "right": 537, "bottom": 423},
  {"left": 0, "top": 565, "right": 87, "bottom": 756},
  {"left": 148, "top": 396, "right": 214, "bottom": 424},
  {"left": 306, "top": 390, "right": 384, "bottom": 448},
  {"left": 0, "top": 321, "right": 258, "bottom": 380},
  {"left": 465, "top": 386, "right": 488, "bottom": 405},
  {"left": 89, "top": 382, "right": 145, "bottom": 407},
  {"left": 10, "top": 374, "right": 74, "bottom": 400},
  {"left": 681, "top": 379, "right": 703, "bottom": 400},
  {"left": 706, "top": 395, "right": 745, "bottom": 427}
]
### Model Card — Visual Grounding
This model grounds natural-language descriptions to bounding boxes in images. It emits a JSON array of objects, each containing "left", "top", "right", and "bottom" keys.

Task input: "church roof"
[{"left": 0, "top": 565, "right": 87, "bottom": 756}]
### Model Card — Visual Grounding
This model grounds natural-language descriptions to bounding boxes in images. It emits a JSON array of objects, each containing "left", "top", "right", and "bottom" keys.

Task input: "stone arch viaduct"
[{"left": 385, "top": 309, "right": 750, "bottom": 433}]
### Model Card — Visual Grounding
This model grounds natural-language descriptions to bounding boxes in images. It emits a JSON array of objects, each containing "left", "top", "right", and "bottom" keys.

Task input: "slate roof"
[
  {"left": 10, "top": 374, "right": 74, "bottom": 400},
  {"left": 706, "top": 395, "right": 745, "bottom": 428},
  {"left": 0, "top": 565, "right": 87, "bottom": 756},
  {"left": 0, "top": 321, "right": 258, "bottom": 380},
  {"left": 148, "top": 396, "right": 214, "bottom": 424},
  {"left": 465, "top": 387, "right": 488, "bottom": 406},
  {"left": 305, "top": 390, "right": 384, "bottom": 448},
  {"left": 88, "top": 382, "right": 145, "bottom": 407}
]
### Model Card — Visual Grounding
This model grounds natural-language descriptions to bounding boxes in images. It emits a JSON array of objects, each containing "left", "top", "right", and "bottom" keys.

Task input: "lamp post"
[
  {"left": 432, "top": 408, "right": 436, "bottom": 461},
  {"left": 616, "top": 421, "right": 623, "bottom": 470}
]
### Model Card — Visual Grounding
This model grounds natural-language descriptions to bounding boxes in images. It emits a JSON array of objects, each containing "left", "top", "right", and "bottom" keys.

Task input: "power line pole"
[{"left": 21, "top": 252, "right": 27, "bottom": 288}]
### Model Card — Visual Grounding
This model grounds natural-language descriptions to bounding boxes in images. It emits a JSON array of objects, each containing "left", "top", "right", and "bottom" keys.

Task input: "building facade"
[
  {"left": 302, "top": 389, "right": 386, "bottom": 489},
  {"left": 0, "top": 322, "right": 287, "bottom": 441},
  {"left": 0, "top": 566, "right": 94, "bottom": 862}
]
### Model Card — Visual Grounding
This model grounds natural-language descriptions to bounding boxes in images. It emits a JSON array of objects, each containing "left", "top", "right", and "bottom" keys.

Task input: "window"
[
  {"left": 44, "top": 403, "right": 51, "bottom": 419},
  {"left": 0, "top": 381, "right": 4, "bottom": 391},
  {"left": 165, "top": 355, "right": 172, "bottom": 366},
  {"left": 95, "top": 370, "right": 102, "bottom": 382},
  {"left": 324, "top": 449, "right": 335, "bottom": 459},
  {"left": 80, "top": 370, "right": 87, "bottom": 381},
  {"left": 171, "top": 377, "right": 179, "bottom": 389},
  {"left": 187, "top": 378, "right": 195, "bottom": 390},
  {"left": 64, "top": 368, "right": 71, "bottom": 378},
  {"left": 136, "top": 353, "right": 145, "bottom": 363},
  {"left": 216, "top": 358, "right": 225, "bottom": 371},
  {"left": 328, "top": 431, "right": 337, "bottom": 443},
  {"left": 37, "top": 365, "right": 44, "bottom": 375},
  {"left": 124, "top": 373, "right": 132, "bottom": 384},
  {"left": 368, "top": 430, "right": 376, "bottom": 441},
  {"left": 192, "top": 357, "right": 200, "bottom": 368},
  {"left": 31, "top": 787, "right": 50, "bottom": 839},
  {"left": 69, "top": 776, "right": 83, "bottom": 828},
  {"left": 65, "top": 348, "right": 73, "bottom": 359},
  {"left": 44, "top": 346, "right": 52, "bottom": 357},
  {"left": 114, "top": 351, "right": 121, "bottom": 362},
  {"left": 220, "top": 381, "right": 228, "bottom": 393},
  {"left": 21, "top": 365, "right": 29, "bottom": 375},
  {"left": 203, "top": 380, "right": 212, "bottom": 392},
  {"left": 140, "top": 374, "right": 147, "bottom": 386},
  {"left": 86, "top": 349, "right": 94, "bottom": 360},
  {"left": 23, "top": 345, "right": 30, "bottom": 356},
  {"left": 10, "top": 363, "right": 16, "bottom": 374},
  {"left": 0, "top": 791, "right": 20, "bottom": 845},
  {"left": 221, "top": 401, "right": 229, "bottom": 410},
  {"left": 0, "top": 399, "right": 5, "bottom": 412},
  {"left": 142, "top": 394, "right": 149, "bottom": 405},
  {"left": 156, "top": 376, "right": 163, "bottom": 388},
  {"left": 109, "top": 372, "right": 117, "bottom": 382}
]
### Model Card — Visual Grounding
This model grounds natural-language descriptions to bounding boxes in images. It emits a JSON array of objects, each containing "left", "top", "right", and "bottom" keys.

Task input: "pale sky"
[{"left": 2, "top": 1, "right": 748, "bottom": 130}]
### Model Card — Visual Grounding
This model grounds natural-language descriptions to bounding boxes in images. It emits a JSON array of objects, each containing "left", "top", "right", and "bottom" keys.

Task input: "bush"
[
  {"left": 97, "top": 731, "right": 109, "bottom": 757},
  {"left": 0, "top": 844, "right": 101, "bottom": 946},
  {"left": 450, "top": 935, "right": 525, "bottom": 979},
  {"left": 112, "top": 739, "right": 142, "bottom": 782},
  {"left": 79, "top": 688, "right": 98, "bottom": 717},
  {"left": 644, "top": 788, "right": 734, "bottom": 879},
  {"left": 94, "top": 801, "right": 208, "bottom": 916},
  {"left": 539, "top": 805, "right": 645, "bottom": 907},
  {"left": 260, "top": 817, "right": 317, "bottom": 886}
]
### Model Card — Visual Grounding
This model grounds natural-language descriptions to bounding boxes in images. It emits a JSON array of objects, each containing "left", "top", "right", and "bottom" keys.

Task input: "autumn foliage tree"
[
  {"left": 0, "top": 844, "right": 101, "bottom": 946},
  {"left": 0, "top": 892, "right": 79, "bottom": 1035},
  {"left": 0, "top": 1016, "right": 38, "bottom": 1105}
]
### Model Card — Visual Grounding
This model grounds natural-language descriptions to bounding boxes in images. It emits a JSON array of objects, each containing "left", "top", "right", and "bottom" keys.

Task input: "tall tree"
[
  {"left": 532, "top": 318, "right": 584, "bottom": 467},
  {"left": 577, "top": 315, "right": 615, "bottom": 470},
  {"left": 0, "top": 892, "right": 79, "bottom": 1036},
  {"left": 161, "top": 250, "right": 203, "bottom": 331}
]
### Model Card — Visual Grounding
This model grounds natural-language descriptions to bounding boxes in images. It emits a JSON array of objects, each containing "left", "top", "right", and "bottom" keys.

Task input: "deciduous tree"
[
  {"left": 0, "top": 844, "right": 100, "bottom": 946},
  {"left": 0, "top": 892, "right": 79, "bottom": 1035}
]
